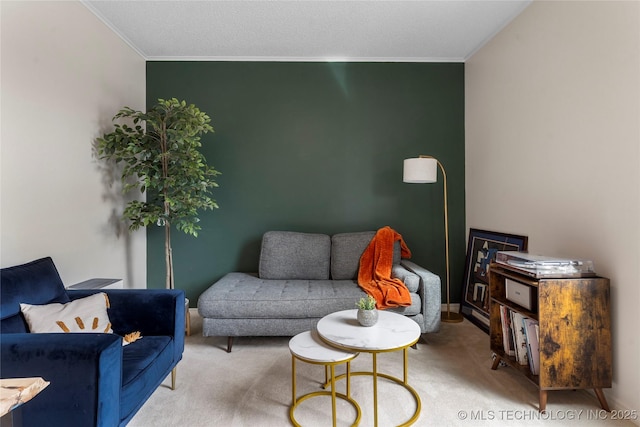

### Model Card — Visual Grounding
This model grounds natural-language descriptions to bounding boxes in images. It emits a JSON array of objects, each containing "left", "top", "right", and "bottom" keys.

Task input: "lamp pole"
[
  {"left": 424, "top": 156, "right": 463, "bottom": 323},
  {"left": 404, "top": 155, "right": 463, "bottom": 323}
]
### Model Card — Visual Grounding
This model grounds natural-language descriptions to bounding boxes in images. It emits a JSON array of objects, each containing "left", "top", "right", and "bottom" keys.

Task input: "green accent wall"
[{"left": 146, "top": 62, "right": 465, "bottom": 307}]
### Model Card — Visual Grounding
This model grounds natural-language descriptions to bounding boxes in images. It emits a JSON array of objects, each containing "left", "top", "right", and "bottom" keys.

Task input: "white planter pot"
[{"left": 357, "top": 308, "right": 378, "bottom": 327}]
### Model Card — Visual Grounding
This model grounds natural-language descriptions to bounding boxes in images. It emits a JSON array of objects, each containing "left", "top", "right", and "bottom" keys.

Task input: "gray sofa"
[{"left": 198, "top": 231, "right": 441, "bottom": 352}]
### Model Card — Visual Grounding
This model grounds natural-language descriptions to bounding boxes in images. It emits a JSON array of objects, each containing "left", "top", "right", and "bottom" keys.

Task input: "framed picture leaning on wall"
[{"left": 461, "top": 228, "right": 528, "bottom": 332}]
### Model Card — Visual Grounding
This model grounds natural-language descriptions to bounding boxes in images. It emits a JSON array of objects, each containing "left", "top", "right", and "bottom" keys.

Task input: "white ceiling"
[{"left": 83, "top": 0, "right": 532, "bottom": 62}]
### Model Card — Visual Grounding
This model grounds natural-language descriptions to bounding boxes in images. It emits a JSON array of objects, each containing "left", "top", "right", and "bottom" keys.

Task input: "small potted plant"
[{"left": 355, "top": 295, "right": 378, "bottom": 327}]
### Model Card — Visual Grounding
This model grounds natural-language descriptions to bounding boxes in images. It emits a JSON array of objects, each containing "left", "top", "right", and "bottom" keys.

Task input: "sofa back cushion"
[
  {"left": 1, "top": 257, "right": 70, "bottom": 333},
  {"left": 259, "top": 231, "right": 331, "bottom": 280},
  {"left": 330, "top": 231, "right": 376, "bottom": 279},
  {"left": 331, "top": 231, "right": 403, "bottom": 280}
]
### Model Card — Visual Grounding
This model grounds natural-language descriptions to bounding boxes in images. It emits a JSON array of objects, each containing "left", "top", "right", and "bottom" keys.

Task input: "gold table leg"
[
  {"left": 372, "top": 352, "right": 378, "bottom": 427},
  {"left": 404, "top": 347, "right": 409, "bottom": 383},
  {"left": 328, "top": 346, "right": 422, "bottom": 426},
  {"left": 291, "top": 357, "right": 297, "bottom": 406},
  {"left": 289, "top": 355, "right": 361, "bottom": 427}
]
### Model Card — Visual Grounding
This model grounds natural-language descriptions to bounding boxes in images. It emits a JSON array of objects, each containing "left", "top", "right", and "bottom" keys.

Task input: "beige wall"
[
  {"left": 466, "top": 0, "right": 640, "bottom": 413},
  {"left": 1, "top": 1, "right": 146, "bottom": 287}
]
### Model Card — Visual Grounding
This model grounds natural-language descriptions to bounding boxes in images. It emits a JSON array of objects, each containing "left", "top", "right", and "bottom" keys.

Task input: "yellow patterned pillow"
[{"left": 20, "top": 292, "right": 113, "bottom": 334}]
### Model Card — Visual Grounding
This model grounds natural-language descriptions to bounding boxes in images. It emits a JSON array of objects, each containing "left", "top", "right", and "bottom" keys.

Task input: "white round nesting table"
[
  {"left": 317, "top": 309, "right": 422, "bottom": 427},
  {"left": 288, "top": 330, "right": 361, "bottom": 427}
]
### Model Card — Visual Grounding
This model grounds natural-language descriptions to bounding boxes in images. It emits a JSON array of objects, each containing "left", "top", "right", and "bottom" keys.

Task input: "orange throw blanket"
[{"left": 357, "top": 226, "right": 413, "bottom": 309}]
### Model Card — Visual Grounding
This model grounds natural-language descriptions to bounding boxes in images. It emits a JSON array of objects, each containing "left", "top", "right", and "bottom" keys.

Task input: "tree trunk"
[
  {"left": 165, "top": 222, "right": 174, "bottom": 289},
  {"left": 160, "top": 118, "right": 174, "bottom": 290}
]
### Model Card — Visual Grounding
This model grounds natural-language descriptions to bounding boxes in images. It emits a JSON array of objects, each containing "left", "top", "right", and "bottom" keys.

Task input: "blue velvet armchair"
[{"left": 0, "top": 257, "right": 185, "bottom": 427}]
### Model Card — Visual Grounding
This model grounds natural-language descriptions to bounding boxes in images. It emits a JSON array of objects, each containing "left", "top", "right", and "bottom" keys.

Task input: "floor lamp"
[{"left": 403, "top": 155, "right": 463, "bottom": 323}]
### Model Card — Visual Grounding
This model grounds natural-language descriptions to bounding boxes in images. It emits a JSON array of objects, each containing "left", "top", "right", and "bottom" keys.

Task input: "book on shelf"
[
  {"left": 497, "top": 304, "right": 540, "bottom": 375},
  {"left": 523, "top": 317, "right": 540, "bottom": 375},
  {"left": 499, "top": 305, "right": 515, "bottom": 357},
  {"left": 511, "top": 311, "right": 529, "bottom": 366}
]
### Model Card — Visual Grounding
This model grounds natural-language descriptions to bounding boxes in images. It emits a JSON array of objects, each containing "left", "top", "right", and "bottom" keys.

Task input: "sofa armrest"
[
  {"left": 68, "top": 289, "right": 185, "bottom": 364},
  {"left": 400, "top": 260, "right": 442, "bottom": 333},
  {"left": 1, "top": 333, "right": 122, "bottom": 427}
]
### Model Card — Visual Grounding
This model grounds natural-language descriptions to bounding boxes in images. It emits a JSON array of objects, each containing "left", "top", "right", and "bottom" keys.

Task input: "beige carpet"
[{"left": 129, "top": 311, "right": 633, "bottom": 427}]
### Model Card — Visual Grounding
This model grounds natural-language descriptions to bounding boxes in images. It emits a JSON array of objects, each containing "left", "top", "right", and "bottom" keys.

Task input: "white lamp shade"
[{"left": 403, "top": 157, "right": 438, "bottom": 183}]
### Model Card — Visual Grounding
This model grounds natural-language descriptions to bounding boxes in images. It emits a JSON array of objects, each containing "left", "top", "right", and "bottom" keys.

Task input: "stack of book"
[{"left": 498, "top": 304, "right": 540, "bottom": 375}]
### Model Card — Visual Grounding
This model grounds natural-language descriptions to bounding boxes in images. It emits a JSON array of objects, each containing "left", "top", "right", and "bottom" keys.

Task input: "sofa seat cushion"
[
  {"left": 259, "top": 231, "right": 331, "bottom": 280},
  {"left": 120, "top": 336, "right": 173, "bottom": 420},
  {"left": 198, "top": 273, "right": 422, "bottom": 319}
]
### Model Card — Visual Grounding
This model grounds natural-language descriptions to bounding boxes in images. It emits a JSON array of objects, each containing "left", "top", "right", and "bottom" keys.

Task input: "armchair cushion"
[
  {"left": 69, "top": 289, "right": 185, "bottom": 372},
  {"left": 1, "top": 257, "right": 69, "bottom": 333},
  {"left": 120, "top": 335, "right": 174, "bottom": 421}
]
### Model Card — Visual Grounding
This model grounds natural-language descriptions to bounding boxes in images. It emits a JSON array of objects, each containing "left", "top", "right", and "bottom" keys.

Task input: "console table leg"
[
  {"left": 594, "top": 388, "right": 611, "bottom": 412},
  {"left": 491, "top": 354, "right": 501, "bottom": 370},
  {"left": 539, "top": 390, "right": 548, "bottom": 413}
]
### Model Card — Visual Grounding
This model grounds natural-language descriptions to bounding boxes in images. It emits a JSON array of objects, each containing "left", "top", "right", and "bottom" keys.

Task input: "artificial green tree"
[{"left": 97, "top": 98, "right": 220, "bottom": 289}]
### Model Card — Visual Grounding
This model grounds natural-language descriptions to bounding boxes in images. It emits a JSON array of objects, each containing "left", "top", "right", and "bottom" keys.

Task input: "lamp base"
[{"left": 441, "top": 311, "right": 464, "bottom": 323}]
